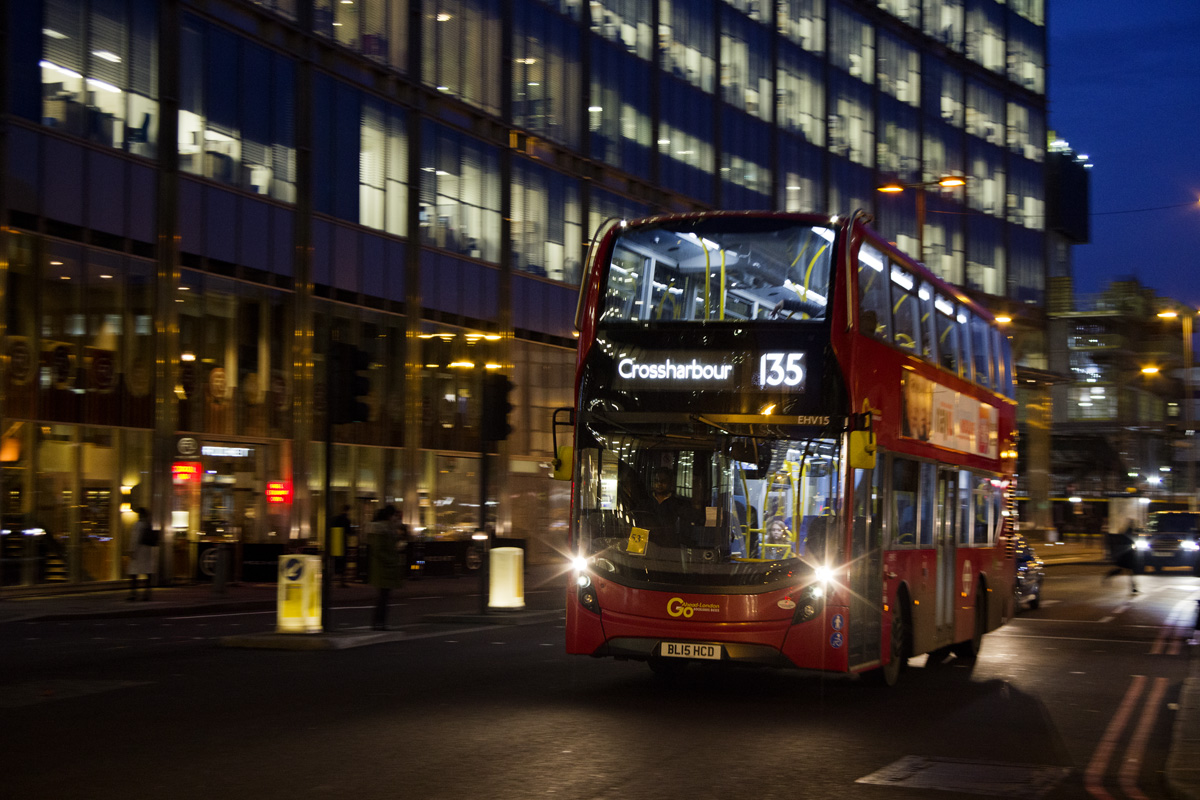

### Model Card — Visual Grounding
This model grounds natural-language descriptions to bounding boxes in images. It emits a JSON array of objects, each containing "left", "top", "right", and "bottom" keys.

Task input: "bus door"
[{"left": 935, "top": 467, "right": 958, "bottom": 641}]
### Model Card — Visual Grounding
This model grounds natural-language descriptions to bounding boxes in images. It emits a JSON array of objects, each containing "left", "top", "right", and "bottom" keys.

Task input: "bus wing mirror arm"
[{"left": 551, "top": 407, "right": 576, "bottom": 481}]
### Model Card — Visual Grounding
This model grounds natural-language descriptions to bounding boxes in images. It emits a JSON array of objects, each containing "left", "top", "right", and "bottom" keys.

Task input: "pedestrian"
[
  {"left": 367, "top": 505, "right": 404, "bottom": 630},
  {"left": 126, "top": 507, "right": 158, "bottom": 601},
  {"left": 329, "top": 504, "right": 352, "bottom": 587},
  {"left": 1104, "top": 519, "right": 1142, "bottom": 594}
]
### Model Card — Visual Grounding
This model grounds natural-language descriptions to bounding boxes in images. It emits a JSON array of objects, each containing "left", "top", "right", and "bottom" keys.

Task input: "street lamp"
[
  {"left": 1156, "top": 307, "right": 1197, "bottom": 509},
  {"left": 876, "top": 176, "right": 966, "bottom": 262}
]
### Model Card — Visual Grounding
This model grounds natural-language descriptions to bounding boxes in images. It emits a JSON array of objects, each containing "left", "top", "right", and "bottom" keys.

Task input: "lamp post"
[
  {"left": 1157, "top": 308, "right": 1197, "bottom": 509},
  {"left": 877, "top": 175, "right": 966, "bottom": 262}
]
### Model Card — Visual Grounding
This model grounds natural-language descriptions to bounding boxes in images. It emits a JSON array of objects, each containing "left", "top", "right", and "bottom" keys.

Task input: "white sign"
[
  {"left": 617, "top": 356, "right": 734, "bottom": 382},
  {"left": 202, "top": 446, "right": 253, "bottom": 458}
]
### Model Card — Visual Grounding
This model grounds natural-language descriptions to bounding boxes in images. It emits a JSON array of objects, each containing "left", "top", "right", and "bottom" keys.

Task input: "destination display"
[{"left": 612, "top": 349, "right": 807, "bottom": 392}]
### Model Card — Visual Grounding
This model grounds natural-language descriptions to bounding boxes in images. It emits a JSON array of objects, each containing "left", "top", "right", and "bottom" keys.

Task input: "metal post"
[
  {"left": 478, "top": 416, "right": 490, "bottom": 615},
  {"left": 915, "top": 187, "right": 926, "bottom": 263},
  {"left": 1185, "top": 313, "right": 1196, "bottom": 510},
  {"left": 321, "top": 328, "right": 334, "bottom": 631}
]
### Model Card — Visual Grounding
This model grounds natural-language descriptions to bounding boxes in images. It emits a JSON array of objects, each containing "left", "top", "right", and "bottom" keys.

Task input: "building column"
[
  {"left": 1025, "top": 384, "right": 1055, "bottom": 538},
  {"left": 151, "top": 0, "right": 182, "bottom": 580}
]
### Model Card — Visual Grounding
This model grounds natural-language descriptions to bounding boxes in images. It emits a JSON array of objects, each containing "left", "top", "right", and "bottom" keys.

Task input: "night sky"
[{"left": 1048, "top": 1, "right": 1200, "bottom": 305}]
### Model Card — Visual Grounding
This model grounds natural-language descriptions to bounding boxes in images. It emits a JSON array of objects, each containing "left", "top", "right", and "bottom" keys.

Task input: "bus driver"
[{"left": 639, "top": 468, "right": 700, "bottom": 547}]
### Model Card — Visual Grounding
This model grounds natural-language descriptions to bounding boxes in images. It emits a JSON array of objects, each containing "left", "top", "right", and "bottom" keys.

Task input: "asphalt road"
[{"left": 2, "top": 564, "right": 1196, "bottom": 800}]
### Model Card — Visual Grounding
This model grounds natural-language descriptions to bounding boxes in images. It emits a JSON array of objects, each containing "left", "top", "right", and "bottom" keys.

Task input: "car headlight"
[
  {"left": 1135, "top": 538, "right": 1151, "bottom": 551},
  {"left": 1183, "top": 540, "right": 1200, "bottom": 552}
]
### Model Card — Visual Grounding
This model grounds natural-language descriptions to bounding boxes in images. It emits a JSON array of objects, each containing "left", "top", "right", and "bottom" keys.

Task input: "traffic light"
[
  {"left": 481, "top": 372, "right": 514, "bottom": 441},
  {"left": 329, "top": 342, "right": 371, "bottom": 424}
]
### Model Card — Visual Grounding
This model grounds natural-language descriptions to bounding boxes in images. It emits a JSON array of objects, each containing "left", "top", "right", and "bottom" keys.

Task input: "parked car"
[
  {"left": 1013, "top": 537, "right": 1044, "bottom": 611},
  {"left": 1139, "top": 511, "right": 1200, "bottom": 573}
]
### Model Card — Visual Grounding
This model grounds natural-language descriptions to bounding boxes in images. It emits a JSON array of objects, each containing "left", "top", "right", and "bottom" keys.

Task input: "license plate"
[{"left": 661, "top": 642, "right": 721, "bottom": 660}]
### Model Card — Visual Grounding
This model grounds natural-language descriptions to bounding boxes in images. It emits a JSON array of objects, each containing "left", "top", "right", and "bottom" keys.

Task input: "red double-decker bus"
[{"left": 555, "top": 210, "right": 1018, "bottom": 684}]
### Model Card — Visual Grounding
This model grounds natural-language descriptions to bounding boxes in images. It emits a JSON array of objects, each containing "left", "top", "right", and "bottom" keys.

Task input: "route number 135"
[{"left": 759, "top": 352, "right": 806, "bottom": 388}]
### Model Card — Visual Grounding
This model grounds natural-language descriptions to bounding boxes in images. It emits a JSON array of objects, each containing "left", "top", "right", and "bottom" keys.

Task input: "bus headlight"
[
  {"left": 792, "top": 583, "right": 826, "bottom": 625},
  {"left": 577, "top": 580, "right": 601, "bottom": 615},
  {"left": 571, "top": 555, "right": 589, "bottom": 572},
  {"left": 813, "top": 565, "right": 834, "bottom": 584}
]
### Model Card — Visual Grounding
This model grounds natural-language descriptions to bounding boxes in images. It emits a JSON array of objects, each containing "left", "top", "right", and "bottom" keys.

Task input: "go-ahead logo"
[{"left": 667, "top": 597, "right": 720, "bottom": 618}]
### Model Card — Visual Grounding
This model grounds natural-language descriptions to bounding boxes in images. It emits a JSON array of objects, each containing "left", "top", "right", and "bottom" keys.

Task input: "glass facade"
[{"left": 2, "top": 0, "right": 1046, "bottom": 588}]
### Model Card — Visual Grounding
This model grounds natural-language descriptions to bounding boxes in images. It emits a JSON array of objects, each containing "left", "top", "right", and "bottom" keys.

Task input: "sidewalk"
[
  {"left": 1020, "top": 531, "right": 1108, "bottom": 566},
  {"left": 0, "top": 563, "right": 569, "bottom": 626}
]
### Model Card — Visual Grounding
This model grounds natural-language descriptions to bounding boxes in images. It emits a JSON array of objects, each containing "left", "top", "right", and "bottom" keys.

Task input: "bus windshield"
[
  {"left": 600, "top": 218, "right": 835, "bottom": 324},
  {"left": 574, "top": 418, "right": 842, "bottom": 589}
]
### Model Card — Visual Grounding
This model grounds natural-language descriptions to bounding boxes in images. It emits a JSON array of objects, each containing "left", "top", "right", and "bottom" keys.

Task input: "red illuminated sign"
[
  {"left": 172, "top": 461, "right": 202, "bottom": 485},
  {"left": 266, "top": 480, "right": 293, "bottom": 504}
]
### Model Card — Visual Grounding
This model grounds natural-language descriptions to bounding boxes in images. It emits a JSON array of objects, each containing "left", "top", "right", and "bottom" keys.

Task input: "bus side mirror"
[
  {"left": 849, "top": 430, "right": 876, "bottom": 470},
  {"left": 552, "top": 445, "right": 574, "bottom": 481}
]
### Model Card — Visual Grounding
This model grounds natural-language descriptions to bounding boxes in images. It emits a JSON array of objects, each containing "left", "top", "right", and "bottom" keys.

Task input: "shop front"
[{"left": 170, "top": 436, "right": 291, "bottom": 584}]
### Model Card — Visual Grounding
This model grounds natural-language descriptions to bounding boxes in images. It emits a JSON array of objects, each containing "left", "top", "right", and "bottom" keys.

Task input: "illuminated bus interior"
[
  {"left": 574, "top": 419, "right": 842, "bottom": 589},
  {"left": 600, "top": 219, "right": 836, "bottom": 324}
]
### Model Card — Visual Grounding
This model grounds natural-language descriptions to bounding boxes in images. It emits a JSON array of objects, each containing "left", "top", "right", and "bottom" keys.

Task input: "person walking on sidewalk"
[
  {"left": 367, "top": 505, "right": 405, "bottom": 630},
  {"left": 126, "top": 507, "right": 158, "bottom": 601},
  {"left": 1104, "top": 520, "right": 1142, "bottom": 594}
]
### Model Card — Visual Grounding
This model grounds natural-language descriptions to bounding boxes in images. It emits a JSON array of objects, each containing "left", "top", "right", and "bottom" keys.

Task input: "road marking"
[
  {"left": 1119, "top": 676, "right": 1168, "bottom": 800},
  {"left": 1085, "top": 674, "right": 1146, "bottom": 800}
]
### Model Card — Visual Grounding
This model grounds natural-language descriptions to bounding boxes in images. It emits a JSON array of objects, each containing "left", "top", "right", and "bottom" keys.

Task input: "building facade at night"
[{"left": 0, "top": 0, "right": 1047, "bottom": 587}]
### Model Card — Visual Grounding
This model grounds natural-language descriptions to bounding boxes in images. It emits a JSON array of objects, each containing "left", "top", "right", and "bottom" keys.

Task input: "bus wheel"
[
  {"left": 871, "top": 594, "right": 909, "bottom": 686},
  {"left": 954, "top": 583, "right": 987, "bottom": 661}
]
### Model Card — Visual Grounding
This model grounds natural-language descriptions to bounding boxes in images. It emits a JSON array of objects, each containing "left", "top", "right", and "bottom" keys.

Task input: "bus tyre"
[
  {"left": 953, "top": 582, "right": 987, "bottom": 661},
  {"left": 871, "top": 594, "right": 909, "bottom": 686}
]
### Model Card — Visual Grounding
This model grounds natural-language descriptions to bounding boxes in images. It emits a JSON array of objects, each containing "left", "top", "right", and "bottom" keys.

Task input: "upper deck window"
[{"left": 600, "top": 220, "right": 834, "bottom": 323}]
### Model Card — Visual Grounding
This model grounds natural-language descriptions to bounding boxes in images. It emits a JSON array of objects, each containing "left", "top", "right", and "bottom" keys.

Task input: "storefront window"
[
  {"left": 34, "top": 424, "right": 76, "bottom": 583},
  {"left": 176, "top": 271, "right": 293, "bottom": 439}
]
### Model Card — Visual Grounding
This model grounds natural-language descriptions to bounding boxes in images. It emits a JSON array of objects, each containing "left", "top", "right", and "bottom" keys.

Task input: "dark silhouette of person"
[
  {"left": 1104, "top": 520, "right": 1141, "bottom": 594},
  {"left": 367, "top": 505, "right": 404, "bottom": 630},
  {"left": 126, "top": 507, "right": 157, "bottom": 601}
]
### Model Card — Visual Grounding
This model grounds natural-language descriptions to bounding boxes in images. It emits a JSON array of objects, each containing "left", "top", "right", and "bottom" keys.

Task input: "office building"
[{"left": 0, "top": 0, "right": 1048, "bottom": 587}]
